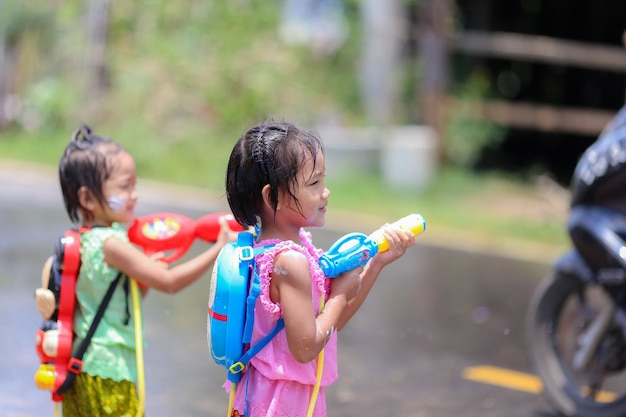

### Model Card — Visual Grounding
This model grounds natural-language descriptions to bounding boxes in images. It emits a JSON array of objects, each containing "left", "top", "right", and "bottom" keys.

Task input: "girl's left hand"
[{"left": 329, "top": 266, "right": 363, "bottom": 303}]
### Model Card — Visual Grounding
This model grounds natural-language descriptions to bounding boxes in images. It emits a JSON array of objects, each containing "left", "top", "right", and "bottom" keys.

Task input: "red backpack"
[{"left": 34, "top": 229, "right": 122, "bottom": 402}]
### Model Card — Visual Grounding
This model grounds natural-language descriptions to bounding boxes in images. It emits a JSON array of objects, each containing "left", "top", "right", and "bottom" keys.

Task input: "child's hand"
[
  {"left": 216, "top": 215, "right": 240, "bottom": 245},
  {"left": 373, "top": 225, "right": 416, "bottom": 267},
  {"left": 329, "top": 266, "right": 363, "bottom": 304}
]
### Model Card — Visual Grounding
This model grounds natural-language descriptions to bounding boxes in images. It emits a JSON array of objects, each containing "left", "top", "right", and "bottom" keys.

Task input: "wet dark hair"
[
  {"left": 59, "top": 125, "right": 124, "bottom": 224},
  {"left": 225, "top": 121, "right": 324, "bottom": 227}
]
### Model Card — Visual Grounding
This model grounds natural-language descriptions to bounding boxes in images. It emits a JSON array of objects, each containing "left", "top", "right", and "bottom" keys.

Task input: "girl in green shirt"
[{"left": 58, "top": 125, "right": 238, "bottom": 416}]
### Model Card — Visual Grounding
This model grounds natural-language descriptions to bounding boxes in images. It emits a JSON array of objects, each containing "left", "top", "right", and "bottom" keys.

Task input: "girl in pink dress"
[{"left": 224, "top": 121, "right": 416, "bottom": 417}]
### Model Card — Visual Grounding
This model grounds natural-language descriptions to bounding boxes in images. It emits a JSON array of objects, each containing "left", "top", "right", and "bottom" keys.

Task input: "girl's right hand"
[{"left": 329, "top": 267, "right": 363, "bottom": 304}]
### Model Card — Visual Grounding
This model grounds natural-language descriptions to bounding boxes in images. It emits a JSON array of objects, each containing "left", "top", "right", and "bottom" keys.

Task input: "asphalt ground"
[{"left": 1, "top": 158, "right": 560, "bottom": 417}]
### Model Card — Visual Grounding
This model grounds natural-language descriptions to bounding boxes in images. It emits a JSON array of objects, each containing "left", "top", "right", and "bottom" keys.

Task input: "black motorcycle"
[{"left": 526, "top": 105, "right": 626, "bottom": 417}]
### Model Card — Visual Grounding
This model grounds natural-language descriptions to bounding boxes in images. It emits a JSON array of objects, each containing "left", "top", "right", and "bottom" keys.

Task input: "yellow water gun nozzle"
[{"left": 369, "top": 213, "right": 426, "bottom": 252}]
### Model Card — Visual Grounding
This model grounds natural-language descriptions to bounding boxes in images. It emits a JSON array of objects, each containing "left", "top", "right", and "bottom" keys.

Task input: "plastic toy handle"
[
  {"left": 369, "top": 213, "right": 426, "bottom": 252},
  {"left": 319, "top": 233, "right": 378, "bottom": 278}
]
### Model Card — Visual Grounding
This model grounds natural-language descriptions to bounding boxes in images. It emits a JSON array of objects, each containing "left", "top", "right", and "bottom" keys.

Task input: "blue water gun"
[{"left": 319, "top": 214, "right": 426, "bottom": 278}]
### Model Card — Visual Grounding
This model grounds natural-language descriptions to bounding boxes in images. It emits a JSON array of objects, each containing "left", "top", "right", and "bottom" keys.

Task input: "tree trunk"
[
  {"left": 0, "top": 0, "right": 16, "bottom": 128},
  {"left": 83, "top": 0, "right": 110, "bottom": 120},
  {"left": 359, "top": 0, "right": 405, "bottom": 126},
  {"left": 416, "top": 0, "right": 455, "bottom": 161}
]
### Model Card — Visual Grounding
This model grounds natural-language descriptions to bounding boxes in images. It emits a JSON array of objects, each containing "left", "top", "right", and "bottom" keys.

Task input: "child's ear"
[
  {"left": 77, "top": 186, "right": 98, "bottom": 211},
  {"left": 261, "top": 184, "right": 286, "bottom": 212},
  {"left": 261, "top": 184, "right": 277, "bottom": 210}
]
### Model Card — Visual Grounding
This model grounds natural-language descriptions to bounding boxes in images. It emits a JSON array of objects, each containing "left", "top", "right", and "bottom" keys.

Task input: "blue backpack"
[{"left": 207, "top": 231, "right": 281, "bottom": 385}]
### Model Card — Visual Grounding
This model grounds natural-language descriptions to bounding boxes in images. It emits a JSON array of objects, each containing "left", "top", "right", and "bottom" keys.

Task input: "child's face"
[
  {"left": 280, "top": 149, "right": 330, "bottom": 228},
  {"left": 100, "top": 150, "right": 138, "bottom": 224}
]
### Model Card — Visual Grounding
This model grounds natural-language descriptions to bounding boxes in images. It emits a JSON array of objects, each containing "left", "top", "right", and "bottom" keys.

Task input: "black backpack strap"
[
  {"left": 55, "top": 272, "right": 123, "bottom": 396},
  {"left": 122, "top": 276, "right": 131, "bottom": 325}
]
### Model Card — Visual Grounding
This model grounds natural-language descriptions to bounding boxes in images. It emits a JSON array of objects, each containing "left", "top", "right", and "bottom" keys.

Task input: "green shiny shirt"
[{"left": 73, "top": 223, "right": 141, "bottom": 383}]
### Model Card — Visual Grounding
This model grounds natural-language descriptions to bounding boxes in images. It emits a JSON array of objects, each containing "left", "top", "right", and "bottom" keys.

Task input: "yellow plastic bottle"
[
  {"left": 34, "top": 363, "right": 55, "bottom": 391},
  {"left": 369, "top": 213, "right": 426, "bottom": 252}
]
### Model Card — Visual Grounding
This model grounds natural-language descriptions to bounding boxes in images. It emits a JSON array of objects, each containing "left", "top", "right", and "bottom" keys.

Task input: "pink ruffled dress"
[{"left": 226, "top": 228, "right": 338, "bottom": 417}]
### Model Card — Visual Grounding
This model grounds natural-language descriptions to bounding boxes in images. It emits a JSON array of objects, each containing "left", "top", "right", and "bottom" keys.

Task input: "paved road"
[{"left": 0, "top": 160, "right": 559, "bottom": 417}]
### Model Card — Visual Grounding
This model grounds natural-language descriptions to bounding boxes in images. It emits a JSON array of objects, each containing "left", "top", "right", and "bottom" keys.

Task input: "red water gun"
[{"left": 128, "top": 211, "right": 245, "bottom": 263}]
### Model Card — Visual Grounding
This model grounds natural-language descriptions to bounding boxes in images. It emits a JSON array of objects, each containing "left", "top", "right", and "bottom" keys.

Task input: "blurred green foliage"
[
  {"left": 446, "top": 71, "right": 506, "bottom": 166},
  {"left": 0, "top": 1, "right": 365, "bottom": 177},
  {"left": 0, "top": 1, "right": 566, "bottom": 251},
  {"left": 0, "top": 0, "right": 369, "bottom": 188},
  {"left": 36, "top": 1, "right": 362, "bottom": 129}
]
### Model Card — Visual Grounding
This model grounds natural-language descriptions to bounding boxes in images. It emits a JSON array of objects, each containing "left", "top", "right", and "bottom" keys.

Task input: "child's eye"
[
  {"left": 125, "top": 178, "right": 137, "bottom": 188},
  {"left": 122, "top": 182, "right": 135, "bottom": 192}
]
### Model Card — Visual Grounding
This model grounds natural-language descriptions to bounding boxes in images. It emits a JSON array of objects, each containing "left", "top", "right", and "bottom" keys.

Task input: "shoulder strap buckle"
[
  {"left": 67, "top": 358, "right": 83, "bottom": 374},
  {"left": 238, "top": 246, "right": 254, "bottom": 262},
  {"left": 228, "top": 361, "right": 246, "bottom": 376}
]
